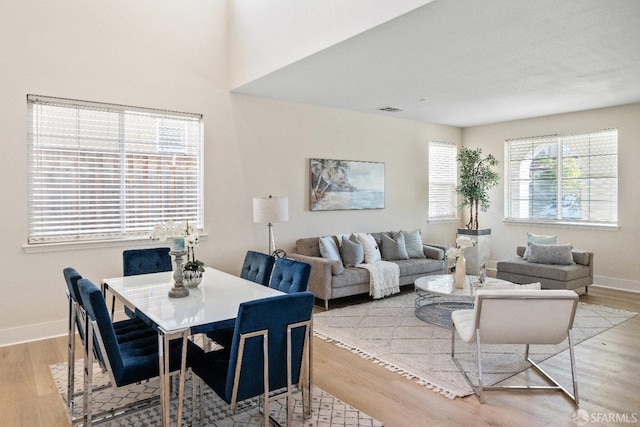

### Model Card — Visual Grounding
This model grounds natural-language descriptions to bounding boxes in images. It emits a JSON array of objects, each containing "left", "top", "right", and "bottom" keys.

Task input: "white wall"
[
  {"left": 462, "top": 103, "right": 640, "bottom": 292},
  {"left": 0, "top": 0, "right": 459, "bottom": 345}
]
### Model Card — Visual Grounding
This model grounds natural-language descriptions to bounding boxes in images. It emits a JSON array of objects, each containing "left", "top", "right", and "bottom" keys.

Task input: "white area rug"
[
  {"left": 50, "top": 361, "right": 382, "bottom": 426},
  {"left": 313, "top": 291, "right": 636, "bottom": 399}
]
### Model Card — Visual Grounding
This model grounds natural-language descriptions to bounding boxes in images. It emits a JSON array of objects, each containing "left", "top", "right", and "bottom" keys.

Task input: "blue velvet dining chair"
[
  {"left": 207, "top": 257, "right": 311, "bottom": 353},
  {"left": 77, "top": 278, "right": 195, "bottom": 425},
  {"left": 189, "top": 291, "right": 315, "bottom": 427},
  {"left": 63, "top": 267, "right": 157, "bottom": 423},
  {"left": 240, "top": 250, "right": 276, "bottom": 286},
  {"left": 115, "top": 247, "right": 173, "bottom": 318},
  {"left": 205, "top": 251, "right": 276, "bottom": 348},
  {"left": 123, "top": 247, "right": 172, "bottom": 276}
]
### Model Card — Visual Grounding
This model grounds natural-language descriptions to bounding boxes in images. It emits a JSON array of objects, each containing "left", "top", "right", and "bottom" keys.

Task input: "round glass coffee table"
[{"left": 414, "top": 275, "right": 539, "bottom": 328}]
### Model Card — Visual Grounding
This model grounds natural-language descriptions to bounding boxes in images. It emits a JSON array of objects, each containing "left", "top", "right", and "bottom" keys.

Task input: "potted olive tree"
[
  {"left": 455, "top": 147, "right": 500, "bottom": 274},
  {"left": 456, "top": 147, "right": 500, "bottom": 230}
]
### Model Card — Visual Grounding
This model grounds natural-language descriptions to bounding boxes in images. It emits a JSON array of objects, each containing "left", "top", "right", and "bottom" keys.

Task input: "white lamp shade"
[{"left": 253, "top": 196, "right": 289, "bottom": 224}]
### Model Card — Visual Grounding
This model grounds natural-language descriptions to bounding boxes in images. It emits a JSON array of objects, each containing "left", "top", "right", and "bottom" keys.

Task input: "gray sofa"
[
  {"left": 496, "top": 246, "right": 593, "bottom": 293},
  {"left": 289, "top": 232, "right": 447, "bottom": 309}
]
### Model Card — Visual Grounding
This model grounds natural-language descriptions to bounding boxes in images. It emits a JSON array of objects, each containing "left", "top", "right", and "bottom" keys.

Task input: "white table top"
[
  {"left": 102, "top": 267, "right": 284, "bottom": 334},
  {"left": 414, "top": 274, "right": 540, "bottom": 298}
]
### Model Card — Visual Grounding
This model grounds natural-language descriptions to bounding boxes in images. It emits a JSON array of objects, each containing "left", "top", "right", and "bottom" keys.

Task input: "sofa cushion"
[
  {"left": 528, "top": 242, "right": 575, "bottom": 265},
  {"left": 296, "top": 237, "right": 322, "bottom": 257},
  {"left": 393, "top": 258, "right": 444, "bottom": 276},
  {"left": 380, "top": 231, "right": 409, "bottom": 261},
  {"left": 523, "top": 232, "right": 558, "bottom": 259},
  {"left": 402, "top": 229, "right": 426, "bottom": 258},
  {"left": 496, "top": 258, "right": 589, "bottom": 282},
  {"left": 330, "top": 267, "right": 370, "bottom": 289},
  {"left": 341, "top": 234, "right": 364, "bottom": 267},
  {"left": 357, "top": 233, "right": 382, "bottom": 263}
]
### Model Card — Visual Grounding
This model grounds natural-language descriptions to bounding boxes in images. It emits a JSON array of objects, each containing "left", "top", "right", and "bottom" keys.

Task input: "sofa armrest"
[
  {"left": 423, "top": 244, "right": 447, "bottom": 260},
  {"left": 288, "top": 253, "right": 334, "bottom": 302}
]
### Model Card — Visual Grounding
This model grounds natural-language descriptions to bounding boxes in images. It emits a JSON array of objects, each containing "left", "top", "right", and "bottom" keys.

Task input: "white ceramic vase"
[{"left": 454, "top": 253, "right": 466, "bottom": 289}]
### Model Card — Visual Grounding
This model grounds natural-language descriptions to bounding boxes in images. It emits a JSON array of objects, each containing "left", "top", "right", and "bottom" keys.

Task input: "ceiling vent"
[{"left": 377, "top": 106, "right": 404, "bottom": 113}]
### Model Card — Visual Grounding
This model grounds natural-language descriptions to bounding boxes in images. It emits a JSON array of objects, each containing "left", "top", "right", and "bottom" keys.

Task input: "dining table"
[{"left": 101, "top": 266, "right": 287, "bottom": 427}]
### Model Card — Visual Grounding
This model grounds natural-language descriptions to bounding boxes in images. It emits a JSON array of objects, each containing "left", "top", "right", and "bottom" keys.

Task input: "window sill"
[
  {"left": 427, "top": 217, "right": 459, "bottom": 225},
  {"left": 503, "top": 219, "right": 618, "bottom": 231},
  {"left": 23, "top": 234, "right": 209, "bottom": 254}
]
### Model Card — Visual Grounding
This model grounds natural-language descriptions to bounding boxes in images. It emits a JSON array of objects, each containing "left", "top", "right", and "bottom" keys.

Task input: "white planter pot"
[{"left": 457, "top": 228, "right": 491, "bottom": 276}]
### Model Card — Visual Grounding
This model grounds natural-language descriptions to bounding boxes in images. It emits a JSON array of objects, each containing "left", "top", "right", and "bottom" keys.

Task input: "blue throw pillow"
[
  {"left": 319, "top": 236, "right": 341, "bottom": 261},
  {"left": 402, "top": 229, "right": 425, "bottom": 258}
]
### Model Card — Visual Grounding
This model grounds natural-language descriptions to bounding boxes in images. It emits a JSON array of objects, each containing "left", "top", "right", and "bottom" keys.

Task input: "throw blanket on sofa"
[{"left": 356, "top": 261, "right": 400, "bottom": 299}]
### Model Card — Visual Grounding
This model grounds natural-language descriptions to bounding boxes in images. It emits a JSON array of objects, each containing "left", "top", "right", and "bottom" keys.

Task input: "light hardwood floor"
[{"left": 1, "top": 286, "right": 638, "bottom": 426}]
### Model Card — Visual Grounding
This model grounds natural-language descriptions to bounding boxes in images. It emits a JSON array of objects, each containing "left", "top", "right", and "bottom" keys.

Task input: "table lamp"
[{"left": 253, "top": 195, "right": 288, "bottom": 255}]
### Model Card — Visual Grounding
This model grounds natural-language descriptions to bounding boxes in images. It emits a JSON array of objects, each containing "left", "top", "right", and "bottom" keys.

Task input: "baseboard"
[
  {"left": 0, "top": 318, "right": 67, "bottom": 347},
  {"left": 0, "top": 309, "right": 131, "bottom": 347},
  {"left": 593, "top": 275, "right": 640, "bottom": 293}
]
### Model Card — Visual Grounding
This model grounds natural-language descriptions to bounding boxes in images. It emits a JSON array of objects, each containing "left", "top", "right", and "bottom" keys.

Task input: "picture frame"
[{"left": 310, "top": 158, "right": 385, "bottom": 211}]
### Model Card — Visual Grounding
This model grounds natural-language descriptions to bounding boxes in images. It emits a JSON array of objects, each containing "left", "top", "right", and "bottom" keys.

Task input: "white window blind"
[
  {"left": 505, "top": 129, "right": 617, "bottom": 226},
  {"left": 27, "top": 95, "right": 204, "bottom": 244},
  {"left": 428, "top": 141, "right": 457, "bottom": 220}
]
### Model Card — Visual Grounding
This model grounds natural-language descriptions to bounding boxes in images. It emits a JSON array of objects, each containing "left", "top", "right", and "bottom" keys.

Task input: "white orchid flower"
[{"left": 185, "top": 232, "right": 200, "bottom": 248}]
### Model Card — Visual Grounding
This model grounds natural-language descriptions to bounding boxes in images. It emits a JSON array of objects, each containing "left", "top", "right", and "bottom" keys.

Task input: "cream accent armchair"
[{"left": 451, "top": 289, "right": 579, "bottom": 405}]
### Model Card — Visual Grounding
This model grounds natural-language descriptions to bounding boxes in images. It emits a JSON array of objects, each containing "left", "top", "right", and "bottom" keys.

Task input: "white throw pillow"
[{"left": 357, "top": 233, "right": 382, "bottom": 263}]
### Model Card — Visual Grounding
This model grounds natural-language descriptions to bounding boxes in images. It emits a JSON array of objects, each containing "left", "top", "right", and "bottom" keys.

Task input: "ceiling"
[{"left": 233, "top": 0, "right": 640, "bottom": 128}]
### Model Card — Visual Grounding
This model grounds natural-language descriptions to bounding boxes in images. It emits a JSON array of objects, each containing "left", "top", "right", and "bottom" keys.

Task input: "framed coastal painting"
[{"left": 310, "top": 158, "right": 385, "bottom": 211}]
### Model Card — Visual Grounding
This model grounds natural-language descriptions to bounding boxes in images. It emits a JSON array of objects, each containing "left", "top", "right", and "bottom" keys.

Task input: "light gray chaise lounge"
[{"left": 496, "top": 246, "right": 593, "bottom": 293}]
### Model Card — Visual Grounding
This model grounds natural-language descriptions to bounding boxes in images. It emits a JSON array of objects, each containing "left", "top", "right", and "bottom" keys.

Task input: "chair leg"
[
  {"left": 568, "top": 330, "right": 580, "bottom": 405},
  {"left": 450, "top": 326, "right": 483, "bottom": 403},
  {"left": 262, "top": 334, "right": 269, "bottom": 427},
  {"left": 67, "top": 299, "right": 76, "bottom": 415},
  {"left": 83, "top": 322, "right": 94, "bottom": 426},
  {"left": 475, "top": 331, "right": 484, "bottom": 403}
]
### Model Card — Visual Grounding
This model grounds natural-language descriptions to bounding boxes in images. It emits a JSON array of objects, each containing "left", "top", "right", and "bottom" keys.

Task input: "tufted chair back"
[
  {"left": 269, "top": 258, "right": 311, "bottom": 293},
  {"left": 123, "top": 247, "right": 172, "bottom": 276}
]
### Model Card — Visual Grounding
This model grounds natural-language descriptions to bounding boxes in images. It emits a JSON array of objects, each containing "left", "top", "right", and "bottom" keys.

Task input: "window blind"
[
  {"left": 428, "top": 141, "right": 457, "bottom": 220},
  {"left": 505, "top": 129, "right": 617, "bottom": 225},
  {"left": 27, "top": 95, "right": 204, "bottom": 244}
]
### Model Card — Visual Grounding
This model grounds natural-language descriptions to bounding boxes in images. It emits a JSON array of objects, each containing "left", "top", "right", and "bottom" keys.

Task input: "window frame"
[
  {"left": 504, "top": 129, "right": 618, "bottom": 230},
  {"left": 26, "top": 95, "right": 205, "bottom": 247}
]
